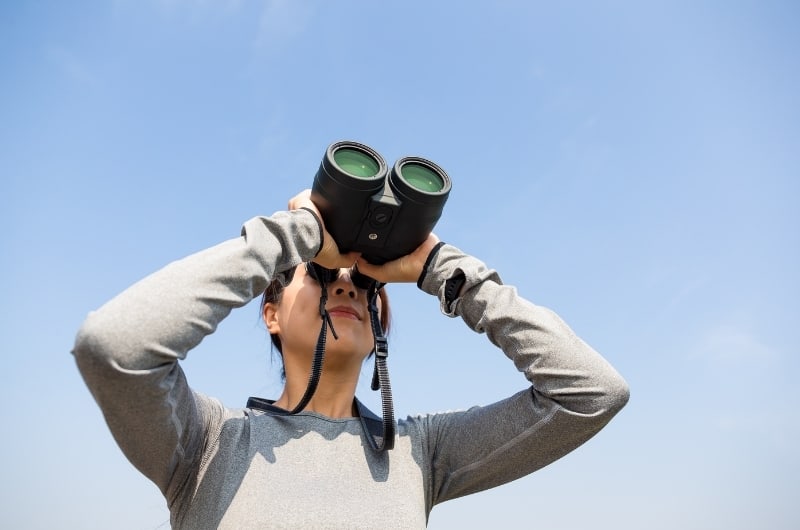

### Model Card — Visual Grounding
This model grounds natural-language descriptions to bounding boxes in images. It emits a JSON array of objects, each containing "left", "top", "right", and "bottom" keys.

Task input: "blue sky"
[{"left": 1, "top": 1, "right": 798, "bottom": 528}]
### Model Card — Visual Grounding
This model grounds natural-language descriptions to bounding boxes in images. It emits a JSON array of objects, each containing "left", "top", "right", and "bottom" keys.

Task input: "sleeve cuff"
[
  {"left": 417, "top": 243, "right": 501, "bottom": 318},
  {"left": 298, "top": 207, "right": 324, "bottom": 257}
]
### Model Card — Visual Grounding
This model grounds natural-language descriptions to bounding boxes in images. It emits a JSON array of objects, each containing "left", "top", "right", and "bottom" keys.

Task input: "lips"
[{"left": 327, "top": 305, "right": 362, "bottom": 320}]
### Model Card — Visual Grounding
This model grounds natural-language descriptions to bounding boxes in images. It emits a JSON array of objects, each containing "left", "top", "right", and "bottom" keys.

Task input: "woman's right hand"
[{"left": 287, "top": 189, "right": 361, "bottom": 270}]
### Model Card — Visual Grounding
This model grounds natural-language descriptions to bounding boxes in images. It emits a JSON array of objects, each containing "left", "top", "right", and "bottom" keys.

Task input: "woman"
[{"left": 73, "top": 190, "right": 629, "bottom": 529}]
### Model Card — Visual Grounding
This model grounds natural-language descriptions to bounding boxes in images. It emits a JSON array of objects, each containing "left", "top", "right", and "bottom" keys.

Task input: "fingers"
[
  {"left": 287, "top": 189, "right": 316, "bottom": 213},
  {"left": 316, "top": 247, "right": 361, "bottom": 270},
  {"left": 287, "top": 189, "right": 361, "bottom": 269},
  {"left": 356, "top": 233, "right": 441, "bottom": 284},
  {"left": 286, "top": 190, "right": 441, "bottom": 279},
  {"left": 356, "top": 256, "right": 415, "bottom": 284}
]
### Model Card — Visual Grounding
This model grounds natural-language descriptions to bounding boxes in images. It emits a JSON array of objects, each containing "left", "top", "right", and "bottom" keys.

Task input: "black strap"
[
  {"left": 366, "top": 281, "right": 395, "bottom": 451},
  {"left": 248, "top": 270, "right": 395, "bottom": 452},
  {"left": 246, "top": 396, "right": 280, "bottom": 411},
  {"left": 417, "top": 241, "right": 446, "bottom": 289},
  {"left": 246, "top": 396, "right": 387, "bottom": 452},
  {"left": 288, "top": 275, "right": 337, "bottom": 415},
  {"left": 355, "top": 398, "right": 389, "bottom": 451}
]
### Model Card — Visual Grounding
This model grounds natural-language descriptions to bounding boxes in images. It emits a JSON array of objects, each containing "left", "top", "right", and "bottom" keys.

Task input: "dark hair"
[{"left": 260, "top": 265, "right": 392, "bottom": 356}]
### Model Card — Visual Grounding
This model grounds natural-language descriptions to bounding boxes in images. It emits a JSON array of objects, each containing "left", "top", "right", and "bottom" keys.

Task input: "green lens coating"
[
  {"left": 333, "top": 148, "right": 380, "bottom": 178},
  {"left": 400, "top": 163, "right": 444, "bottom": 192}
]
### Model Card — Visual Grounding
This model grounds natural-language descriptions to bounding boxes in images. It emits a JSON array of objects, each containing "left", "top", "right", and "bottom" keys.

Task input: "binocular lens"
[
  {"left": 333, "top": 148, "right": 381, "bottom": 178},
  {"left": 311, "top": 140, "right": 451, "bottom": 264},
  {"left": 399, "top": 162, "right": 446, "bottom": 193}
]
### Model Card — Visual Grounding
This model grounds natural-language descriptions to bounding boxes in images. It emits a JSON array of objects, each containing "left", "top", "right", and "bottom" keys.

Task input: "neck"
[{"left": 276, "top": 356, "right": 361, "bottom": 418}]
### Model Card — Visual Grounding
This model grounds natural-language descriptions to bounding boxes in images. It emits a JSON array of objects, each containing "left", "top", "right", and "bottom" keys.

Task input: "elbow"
[
  {"left": 549, "top": 366, "right": 630, "bottom": 419},
  {"left": 605, "top": 375, "right": 630, "bottom": 416},
  {"left": 589, "top": 372, "right": 629, "bottom": 421},
  {"left": 72, "top": 311, "right": 117, "bottom": 367},
  {"left": 565, "top": 373, "right": 630, "bottom": 421}
]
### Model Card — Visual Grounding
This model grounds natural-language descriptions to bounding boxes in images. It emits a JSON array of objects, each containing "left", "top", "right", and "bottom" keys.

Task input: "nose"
[
  {"left": 334, "top": 286, "right": 356, "bottom": 299},
  {"left": 332, "top": 269, "right": 358, "bottom": 299}
]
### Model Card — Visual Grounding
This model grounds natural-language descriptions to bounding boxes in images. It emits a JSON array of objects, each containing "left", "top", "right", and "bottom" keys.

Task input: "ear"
[{"left": 263, "top": 302, "right": 281, "bottom": 334}]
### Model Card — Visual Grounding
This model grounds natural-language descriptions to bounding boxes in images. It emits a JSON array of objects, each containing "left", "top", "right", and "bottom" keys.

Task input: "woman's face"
[{"left": 263, "top": 265, "right": 378, "bottom": 368}]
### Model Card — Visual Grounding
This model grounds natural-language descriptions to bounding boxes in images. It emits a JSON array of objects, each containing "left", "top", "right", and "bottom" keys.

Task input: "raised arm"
[
  {"left": 72, "top": 210, "right": 321, "bottom": 493},
  {"left": 413, "top": 243, "right": 630, "bottom": 506}
]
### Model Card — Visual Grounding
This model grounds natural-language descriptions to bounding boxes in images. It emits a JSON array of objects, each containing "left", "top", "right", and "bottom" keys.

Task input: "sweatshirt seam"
[{"left": 440, "top": 403, "right": 561, "bottom": 498}]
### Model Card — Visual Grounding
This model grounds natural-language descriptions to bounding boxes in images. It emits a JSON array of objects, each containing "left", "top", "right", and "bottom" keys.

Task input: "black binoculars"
[{"left": 310, "top": 141, "right": 452, "bottom": 265}]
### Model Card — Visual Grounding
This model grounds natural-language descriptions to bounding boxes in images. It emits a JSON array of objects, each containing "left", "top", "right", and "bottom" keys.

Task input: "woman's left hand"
[{"left": 355, "top": 233, "right": 441, "bottom": 284}]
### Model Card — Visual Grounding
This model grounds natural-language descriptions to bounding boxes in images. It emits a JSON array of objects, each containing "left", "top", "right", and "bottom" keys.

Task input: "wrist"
[
  {"left": 298, "top": 207, "right": 324, "bottom": 257},
  {"left": 416, "top": 241, "right": 446, "bottom": 289}
]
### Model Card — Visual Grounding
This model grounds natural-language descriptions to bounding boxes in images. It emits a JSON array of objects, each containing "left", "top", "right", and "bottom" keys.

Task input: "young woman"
[{"left": 73, "top": 190, "right": 629, "bottom": 529}]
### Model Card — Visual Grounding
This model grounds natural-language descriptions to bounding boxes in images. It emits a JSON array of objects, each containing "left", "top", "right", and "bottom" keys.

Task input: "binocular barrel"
[{"left": 311, "top": 141, "right": 451, "bottom": 265}]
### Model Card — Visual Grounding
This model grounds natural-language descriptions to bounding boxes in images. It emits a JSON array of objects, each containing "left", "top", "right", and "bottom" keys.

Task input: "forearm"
[
  {"left": 419, "top": 243, "right": 629, "bottom": 415},
  {"left": 75, "top": 210, "right": 318, "bottom": 370},
  {"left": 416, "top": 244, "right": 629, "bottom": 505}
]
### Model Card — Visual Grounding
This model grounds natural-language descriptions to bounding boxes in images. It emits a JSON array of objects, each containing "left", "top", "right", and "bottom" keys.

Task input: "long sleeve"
[
  {"left": 71, "top": 209, "right": 321, "bottom": 496},
  {"left": 415, "top": 244, "right": 630, "bottom": 507}
]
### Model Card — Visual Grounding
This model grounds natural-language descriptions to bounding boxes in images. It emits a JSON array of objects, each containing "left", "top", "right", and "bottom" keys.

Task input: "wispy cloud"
[
  {"left": 693, "top": 323, "right": 778, "bottom": 364},
  {"left": 691, "top": 322, "right": 794, "bottom": 450},
  {"left": 152, "top": 0, "right": 243, "bottom": 13},
  {"left": 254, "top": 0, "right": 314, "bottom": 52},
  {"left": 112, "top": 0, "right": 245, "bottom": 19},
  {"left": 45, "top": 46, "right": 100, "bottom": 88},
  {"left": 714, "top": 408, "right": 797, "bottom": 452}
]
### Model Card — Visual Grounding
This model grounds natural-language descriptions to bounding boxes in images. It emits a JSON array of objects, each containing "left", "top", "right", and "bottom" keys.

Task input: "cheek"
[
  {"left": 273, "top": 284, "right": 322, "bottom": 335},
  {"left": 280, "top": 274, "right": 320, "bottom": 316},
  {"left": 281, "top": 293, "right": 319, "bottom": 329}
]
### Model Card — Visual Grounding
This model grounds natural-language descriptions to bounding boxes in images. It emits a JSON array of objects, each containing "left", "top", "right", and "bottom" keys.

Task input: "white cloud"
[
  {"left": 154, "top": 0, "right": 243, "bottom": 11},
  {"left": 689, "top": 323, "right": 796, "bottom": 452},
  {"left": 112, "top": 0, "right": 245, "bottom": 18},
  {"left": 254, "top": 0, "right": 314, "bottom": 52},
  {"left": 714, "top": 406, "right": 797, "bottom": 452},
  {"left": 692, "top": 323, "right": 778, "bottom": 364}
]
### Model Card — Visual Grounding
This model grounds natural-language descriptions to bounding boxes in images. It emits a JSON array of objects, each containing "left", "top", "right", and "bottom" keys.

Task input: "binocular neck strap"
[
  {"left": 367, "top": 281, "right": 395, "bottom": 452},
  {"left": 288, "top": 279, "right": 337, "bottom": 415},
  {"left": 288, "top": 277, "right": 396, "bottom": 452}
]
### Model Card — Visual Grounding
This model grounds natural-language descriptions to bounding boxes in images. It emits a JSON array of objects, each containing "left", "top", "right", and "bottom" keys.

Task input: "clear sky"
[{"left": 2, "top": 1, "right": 798, "bottom": 528}]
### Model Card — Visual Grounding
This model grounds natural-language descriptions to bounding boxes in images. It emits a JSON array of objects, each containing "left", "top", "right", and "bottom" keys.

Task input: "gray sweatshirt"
[{"left": 73, "top": 209, "right": 629, "bottom": 529}]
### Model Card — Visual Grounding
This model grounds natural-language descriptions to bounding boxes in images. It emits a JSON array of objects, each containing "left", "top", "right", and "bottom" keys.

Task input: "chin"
[{"left": 325, "top": 339, "right": 374, "bottom": 361}]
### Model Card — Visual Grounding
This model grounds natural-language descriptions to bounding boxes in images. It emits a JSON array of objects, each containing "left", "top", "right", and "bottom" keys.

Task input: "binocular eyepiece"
[{"left": 311, "top": 141, "right": 452, "bottom": 265}]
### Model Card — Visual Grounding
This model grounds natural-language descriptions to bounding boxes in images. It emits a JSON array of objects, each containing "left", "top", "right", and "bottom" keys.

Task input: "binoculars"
[{"left": 310, "top": 141, "right": 452, "bottom": 264}]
